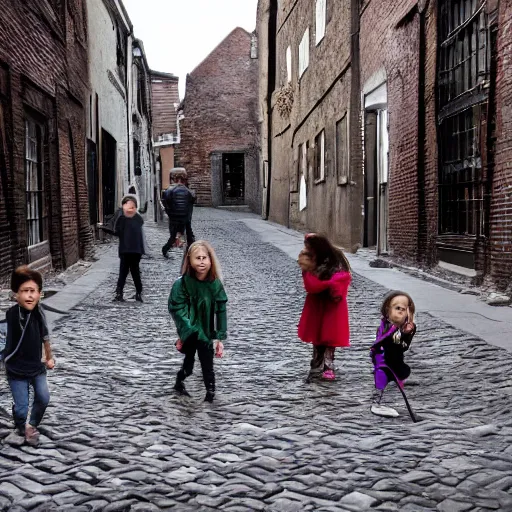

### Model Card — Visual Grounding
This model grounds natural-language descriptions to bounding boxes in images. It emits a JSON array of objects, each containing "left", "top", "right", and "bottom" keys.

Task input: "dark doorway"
[
  {"left": 364, "top": 112, "right": 378, "bottom": 247},
  {"left": 222, "top": 153, "right": 245, "bottom": 205},
  {"left": 101, "top": 129, "right": 117, "bottom": 219}
]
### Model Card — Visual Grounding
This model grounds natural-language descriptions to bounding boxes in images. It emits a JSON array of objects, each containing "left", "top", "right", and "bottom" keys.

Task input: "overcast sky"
[{"left": 122, "top": 0, "right": 258, "bottom": 99}]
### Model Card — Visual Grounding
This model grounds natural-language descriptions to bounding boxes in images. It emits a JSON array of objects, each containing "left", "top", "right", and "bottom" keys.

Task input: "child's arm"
[
  {"left": 168, "top": 279, "right": 199, "bottom": 342},
  {"left": 43, "top": 340, "right": 55, "bottom": 369},
  {"left": 214, "top": 282, "right": 228, "bottom": 341},
  {"left": 302, "top": 272, "right": 331, "bottom": 294},
  {"left": 400, "top": 323, "right": 416, "bottom": 352}
]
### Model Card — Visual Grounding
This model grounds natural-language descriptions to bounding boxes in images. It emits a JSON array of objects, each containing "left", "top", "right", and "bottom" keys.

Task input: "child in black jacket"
[{"left": 103, "top": 194, "right": 146, "bottom": 302}]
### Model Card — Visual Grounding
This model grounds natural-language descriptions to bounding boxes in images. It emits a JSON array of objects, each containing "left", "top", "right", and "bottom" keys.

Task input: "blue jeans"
[{"left": 8, "top": 373, "right": 50, "bottom": 433}]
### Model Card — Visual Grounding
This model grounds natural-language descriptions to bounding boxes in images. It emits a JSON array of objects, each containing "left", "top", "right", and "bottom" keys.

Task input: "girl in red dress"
[{"left": 298, "top": 233, "right": 352, "bottom": 382}]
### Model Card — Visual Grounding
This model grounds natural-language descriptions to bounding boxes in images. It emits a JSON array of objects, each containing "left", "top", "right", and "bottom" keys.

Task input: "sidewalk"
[{"left": 241, "top": 217, "right": 512, "bottom": 353}]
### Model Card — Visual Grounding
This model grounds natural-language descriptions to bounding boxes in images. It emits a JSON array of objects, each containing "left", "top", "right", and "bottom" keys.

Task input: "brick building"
[
  {"left": 178, "top": 28, "right": 261, "bottom": 213},
  {"left": 151, "top": 70, "right": 180, "bottom": 194},
  {"left": 258, "top": 0, "right": 512, "bottom": 290},
  {"left": 0, "top": 0, "right": 93, "bottom": 281}
]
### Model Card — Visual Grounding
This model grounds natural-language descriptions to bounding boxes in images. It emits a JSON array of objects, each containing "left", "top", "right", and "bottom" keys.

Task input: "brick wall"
[
  {"left": 360, "top": 0, "right": 421, "bottom": 260},
  {"left": 0, "top": 0, "right": 92, "bottom": 281},
  {"left": 490, "top": 0, "right": 512, "bottom": 289},
  {"left": 151, "top": 72, "right": 179, "bottom": 138},
  {"left": 178, "top": 28, "right": 260, "bottom": 211}
]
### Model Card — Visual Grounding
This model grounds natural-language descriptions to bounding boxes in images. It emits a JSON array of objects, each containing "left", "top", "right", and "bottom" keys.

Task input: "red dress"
[{"left": 298, "top": 271, "right": 351, "bottom": 347}]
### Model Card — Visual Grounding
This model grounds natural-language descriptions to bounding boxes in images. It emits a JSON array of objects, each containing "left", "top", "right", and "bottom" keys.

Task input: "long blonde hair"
[{"left": 181, "top": 240, "right": 223, "bottom": 282}]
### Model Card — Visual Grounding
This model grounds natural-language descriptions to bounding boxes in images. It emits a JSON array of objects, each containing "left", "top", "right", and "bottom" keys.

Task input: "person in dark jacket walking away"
[
  {"left": 162, "top": 168, "right": 196, "bottom": 257},
  {"left": 3, "top": 266, "right": 55, "bottom": 446},
  {"left": 103, "top": 194, "right": 146, "bottom": 302}
]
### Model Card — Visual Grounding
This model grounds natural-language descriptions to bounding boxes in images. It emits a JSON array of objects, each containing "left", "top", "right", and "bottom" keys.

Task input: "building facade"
[
  {"left": 129, "top": 39, "right": 155, "bottom": 220},
  {"left": 87, "top": 0, "right": 154, "bottom": 227},
  {"left": 178, "top": 28, "right": 261, "bottom": 213},
  {"left": 257, "top": 0, "right": 363, "bottom": 251},
  {"left": 259, "top": 0, "right": 512, "bottom": 289},
  {"left": 0, "top": 0, "right": 93, "bottom": 281},
  {"left": 86, "top": 0, "right": 131, "bottom": 227},
  {"left": 150, "top": 70, "right": 180, "bottom": 195}
]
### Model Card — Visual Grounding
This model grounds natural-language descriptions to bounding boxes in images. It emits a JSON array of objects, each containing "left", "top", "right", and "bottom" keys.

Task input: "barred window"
[
  {"left": 437, "top": 0, "right": 489, "bottom": 237},
  {"left": 439, "top": 108, "right": 483, "bottom": 236},
  {"left": 25, "top": 119, "right": 48, "bottom": 247},
  {"left": 438, "top": 0, "right": 488, "bottom": 108}
]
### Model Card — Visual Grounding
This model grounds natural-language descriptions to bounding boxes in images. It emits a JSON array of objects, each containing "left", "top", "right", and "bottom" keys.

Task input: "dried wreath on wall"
[{"left": 276, "top": 83, "right": 294, "bottom": 118}]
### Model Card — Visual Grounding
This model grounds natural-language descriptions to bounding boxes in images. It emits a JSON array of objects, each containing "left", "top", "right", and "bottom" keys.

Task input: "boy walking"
[
  {"left": 3, "top": 266, "right": 55, "bottom": 446},
  {"left": 162, "top": 168, "right": 196, "bottom": 257}
]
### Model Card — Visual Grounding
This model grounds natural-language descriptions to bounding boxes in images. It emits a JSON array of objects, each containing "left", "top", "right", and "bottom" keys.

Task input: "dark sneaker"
[
  {"left": 114, "top": 292, "right": 125, "bottom": 302},
  {"left": 135, "top": 293, "right": 143, "bottom": 303},
  {"left": 25, "top": 425, "right": 40, "bottom": 446},
  {"left": 162, "top": 247, "right": 169, "bottom": 258},
  {"left": 204, "top": 391, "right": 215, "bottom": 403}
]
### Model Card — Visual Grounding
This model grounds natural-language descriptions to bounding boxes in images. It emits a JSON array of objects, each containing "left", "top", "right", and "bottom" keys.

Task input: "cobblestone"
[{"left": 0, "top": 208, "right": 512, "bottom": 510}]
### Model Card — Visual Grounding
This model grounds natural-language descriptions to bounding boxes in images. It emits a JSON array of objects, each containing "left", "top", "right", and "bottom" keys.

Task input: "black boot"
[
  {"left": 204, "top": 379, "right": 215, "bottom": 403},
  {"left": 135, "top": 293, "right": 143, "bottom": 303},
  {"left": 114, "top": 288, "right": 125, "bottom": 302},
  {"left": 162, "top": 246, "right": 169, "bottom": 258},
  {"left": 174, "top": 372, "right": 190, "bottom": 396}
]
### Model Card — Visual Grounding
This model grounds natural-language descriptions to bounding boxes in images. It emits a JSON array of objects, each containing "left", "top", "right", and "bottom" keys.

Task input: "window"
[
  {"left": 437, "top": 0, "right": 489, "bottom": 237},
  {"left": 299, "top": 28, "right": 310, "bottom": 77},
  {"left": 439, "top": 108, "right": 483, "bottom": 236},
  {"left": 336, "top": 115, "right": 348, "bottom": 185},
  {"left": 286, "top": 46, "right": 292, "bottom": 83},
  {"left": 25, "top": 119, "right": 47, "bottom": 247},
  {"left": 316, "top": 0, "right": 326, "bottom": 45},
  {"left": 314, "top": 130, "right": 325, "bottom": 183},
  {"left": 438, "top": 0, "right": 487, "bottom": 108}
]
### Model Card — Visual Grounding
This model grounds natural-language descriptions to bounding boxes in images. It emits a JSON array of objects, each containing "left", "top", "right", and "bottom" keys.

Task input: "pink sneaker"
[{"left": 322, "top": 369, "right": 336, "bottom": 381}]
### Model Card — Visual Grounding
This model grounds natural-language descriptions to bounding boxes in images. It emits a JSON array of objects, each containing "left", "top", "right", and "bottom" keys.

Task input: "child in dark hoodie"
[{"left": 104, "top": 194, "right": 146, "bottom": 302}]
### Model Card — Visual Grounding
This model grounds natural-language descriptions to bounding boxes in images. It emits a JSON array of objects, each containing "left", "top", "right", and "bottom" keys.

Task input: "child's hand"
[
  {"left": 402, "top": 309, "right": 415, "bottom": 334},
  {"left": 214, "top": 340, "right": 224, "bottom": 358},
  {"left": 298, "top": 249, "right": 314, "bottom": 272},
  {"left": 46, "top": 358, "right": 55, "bottom": 370}
]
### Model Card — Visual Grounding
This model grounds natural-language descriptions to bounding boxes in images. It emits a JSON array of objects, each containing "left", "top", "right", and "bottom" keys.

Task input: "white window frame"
[
  {"left": 315, "top": 0, "right": 326, "bottom": 45},
  {"left": 286, "top": 46, "right": 292, "bottom": 83},
  {"left": 298, "top": 28, "right": 310, "bottom": 78}
]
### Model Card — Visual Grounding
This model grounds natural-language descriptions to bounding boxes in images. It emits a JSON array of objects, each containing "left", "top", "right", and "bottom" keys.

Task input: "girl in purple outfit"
[{"left": 370, "top": 291, "right": 416, "bottom": 418}]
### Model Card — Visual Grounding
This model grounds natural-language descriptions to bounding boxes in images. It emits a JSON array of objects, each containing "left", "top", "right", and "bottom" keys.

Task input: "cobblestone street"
[{"left": 1, "top": 209, "right": 512, "bottom": 511}]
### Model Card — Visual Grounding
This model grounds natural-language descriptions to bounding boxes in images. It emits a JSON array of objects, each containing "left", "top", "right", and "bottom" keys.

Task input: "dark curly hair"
[
  {"left": 304, "top": 233, "right": 351, "bottom": 280},
  {"left": 11, "top": 265, "right": 43, "bottom": 293},
  {"left": 381, "top": 290, "right": 415, "bottom": 319}
]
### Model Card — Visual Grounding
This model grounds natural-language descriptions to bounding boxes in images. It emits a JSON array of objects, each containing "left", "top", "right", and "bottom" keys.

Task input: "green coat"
[{"left": 168, "top": 275, "right": 228, "bottom": 346}]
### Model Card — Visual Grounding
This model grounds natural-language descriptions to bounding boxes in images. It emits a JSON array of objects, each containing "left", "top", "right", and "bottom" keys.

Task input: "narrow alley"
[{"left": 0, "top": 209, "right": 511, "bottom": 512}]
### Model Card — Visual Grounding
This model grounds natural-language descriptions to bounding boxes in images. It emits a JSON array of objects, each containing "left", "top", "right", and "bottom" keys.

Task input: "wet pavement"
[{"left": 0, "top": 208, "right": 511, "bottom": 511}]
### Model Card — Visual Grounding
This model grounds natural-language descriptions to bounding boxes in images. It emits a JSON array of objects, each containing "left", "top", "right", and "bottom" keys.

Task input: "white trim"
[
  {"left": 315, "top": 0, "right": 326, "bottom": 45},
  {"left": 299, "top": 28, "right": 310, "bottom": 77}
]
